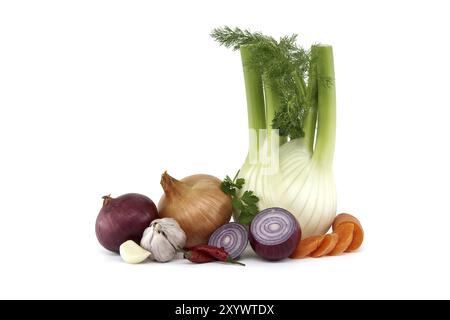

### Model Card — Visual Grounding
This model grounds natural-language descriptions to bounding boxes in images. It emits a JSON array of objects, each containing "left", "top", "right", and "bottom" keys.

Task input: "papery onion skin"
[
  {"left": 95, "top": 193, "right": 159, "bottom": 253},
  {"left": 208, "top": 222, "right": 248, "bottom": 259},
  {"left": 158, "top": 172, "right": 232, "bottom": 247},
  {"left": 249, "top": 207, "right": 301, "bottom": 261}
]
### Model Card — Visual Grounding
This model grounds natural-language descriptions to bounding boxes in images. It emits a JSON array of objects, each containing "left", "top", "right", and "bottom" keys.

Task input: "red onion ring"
[{"left": 208, "top": 222, "right": 248, "bottom": 259}]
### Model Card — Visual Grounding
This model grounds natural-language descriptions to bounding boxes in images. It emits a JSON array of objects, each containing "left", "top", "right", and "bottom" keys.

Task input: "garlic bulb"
[{"left": 140, "top": 218, "right": 186, "bottom": 262}]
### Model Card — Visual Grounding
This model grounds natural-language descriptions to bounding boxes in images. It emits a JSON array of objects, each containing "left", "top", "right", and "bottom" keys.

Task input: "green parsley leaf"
[{"left": 220, "top": 171, "right": 260, "bottom": 226}]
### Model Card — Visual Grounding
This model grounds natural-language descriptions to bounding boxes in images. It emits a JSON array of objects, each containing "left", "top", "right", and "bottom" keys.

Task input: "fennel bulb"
[
  {"left": 212, "top": 28, "right": 337, "bottom": 237},
  {"left": 238, "top": 138, "right": 336, "bottom": 238}
]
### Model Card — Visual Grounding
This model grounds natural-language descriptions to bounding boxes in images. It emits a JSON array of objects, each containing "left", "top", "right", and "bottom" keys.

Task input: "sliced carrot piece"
[
  {"left": 332, "top": 213, "right": 364, "bottom": 251},
  {"left": 310, "top": 233, "right": 339, "bottom": 258},
  {"left": 332, "top": 213, "right": 361, "bottom": 230},
  {"left": 328, "top": 223, "right": 354, "bottom": 256},
  {"left": 290, "top": 235, "right": 325, "bottom": 259}
]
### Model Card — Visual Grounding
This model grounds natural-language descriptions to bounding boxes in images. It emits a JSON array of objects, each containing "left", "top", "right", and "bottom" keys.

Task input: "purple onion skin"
[
  {"left": 95, "top": 193, "right": 158, "bottom": 253},
  {"left": 249, "top": 208, "right": 301, "bottom": 261}
]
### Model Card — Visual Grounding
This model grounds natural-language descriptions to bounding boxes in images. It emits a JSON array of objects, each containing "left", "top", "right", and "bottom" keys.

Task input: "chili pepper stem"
[{"left": 226, "top": 256, "right": 246, "bottom": 266}]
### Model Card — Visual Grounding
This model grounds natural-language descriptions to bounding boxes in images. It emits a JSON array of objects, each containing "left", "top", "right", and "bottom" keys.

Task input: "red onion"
[
  {"left": 249, "top": 207, "right": 301, "bottom": 261},
  {"left": 95, "top": 193, "right": 159, "bottom": 253},
  {"left": 208, "top": 222, "right": 248, "bottom": 259}
]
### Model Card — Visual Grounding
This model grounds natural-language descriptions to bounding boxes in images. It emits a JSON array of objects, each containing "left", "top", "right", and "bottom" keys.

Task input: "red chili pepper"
[
  {"left": 186, "top": 245, "right": 245, "bottom": 266},
  {"left": 184, "top": 250, "right": 215, "bottom": 263}
]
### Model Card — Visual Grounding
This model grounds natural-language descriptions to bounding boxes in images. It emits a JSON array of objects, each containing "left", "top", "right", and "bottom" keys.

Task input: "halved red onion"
[
  {"left": 208, "top": 222, "right": 248, "bottom": 259},
  {"left": 249, "top": 207, "right": 301, "bottom": 261}
]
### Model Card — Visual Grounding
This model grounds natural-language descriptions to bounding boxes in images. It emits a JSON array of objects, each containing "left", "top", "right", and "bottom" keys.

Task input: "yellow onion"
[{"left": 158, "top": 172, "right": 232, "bottom": 247}]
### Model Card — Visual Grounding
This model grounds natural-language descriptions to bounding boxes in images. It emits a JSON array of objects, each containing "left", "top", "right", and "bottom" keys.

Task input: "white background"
[{"left": 1, "top": 0, "right": 449, "bottom": 300}]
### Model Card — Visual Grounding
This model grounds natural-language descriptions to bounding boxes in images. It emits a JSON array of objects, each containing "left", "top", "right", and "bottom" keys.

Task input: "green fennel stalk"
[
  {"left": 240, "top": 46, "right": 266, "bottom": 132},
  {"left": 211, "top": 27, "right": 336, "bottom": 165},
  {"left": 312, "top": 45, "right": 336, "bottom": 167}
]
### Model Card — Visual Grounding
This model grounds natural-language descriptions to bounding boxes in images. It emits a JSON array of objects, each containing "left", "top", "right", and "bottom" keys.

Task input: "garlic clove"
[
  {"left": 156, "top": 218, "right": 187, "bottom": 250},
  {"left": 119, "top": 240, "right": 151, "bottom": 264},
  {"left": 149, "top": 233, "right": 177, "bottom": 262},
  {"left": 140, "top": 225, "right": 155, "bottom": 252}
]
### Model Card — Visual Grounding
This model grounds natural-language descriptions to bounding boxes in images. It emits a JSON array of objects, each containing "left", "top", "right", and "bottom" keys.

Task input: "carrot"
[
  {"left": 329, "top": 223, "right": 354, "bottom": 256},
  {"left": 290, "top": 213, "right": 364, "bottom": 259},
  {"left": 310, "top": 233, "right": 339, "bottom": 257},
  {"left": 332, "top": 213, "right": 364, "bottom": 251},
  {"left": 290, "top": 235, "right": 325, "bottom": 259}
]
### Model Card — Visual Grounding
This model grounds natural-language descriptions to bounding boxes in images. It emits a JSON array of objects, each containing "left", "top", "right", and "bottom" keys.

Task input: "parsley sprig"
[{"left": 220, "top": 171, "right": 259, "bottom": 226}]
